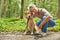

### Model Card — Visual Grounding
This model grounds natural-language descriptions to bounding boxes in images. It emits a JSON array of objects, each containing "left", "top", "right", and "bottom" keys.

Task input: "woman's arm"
[{"left": 38, "top": 16, "right": 51, "bottom": 29}]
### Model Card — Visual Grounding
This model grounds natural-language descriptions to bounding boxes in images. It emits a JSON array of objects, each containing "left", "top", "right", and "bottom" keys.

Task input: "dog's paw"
[
  {"left": 35, "top": 31, "right": 39, "bottom": 34},
  {"left": 24, "top": 32, "right": 26, "bottom": 35},
  {"left": 31, "top": 32, "right": 33, "bottom": 35}
]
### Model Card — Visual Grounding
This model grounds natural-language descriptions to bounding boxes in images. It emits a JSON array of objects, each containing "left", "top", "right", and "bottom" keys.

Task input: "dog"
[{"left": 24, "top": 10, "right": 40, "bottom": 35}]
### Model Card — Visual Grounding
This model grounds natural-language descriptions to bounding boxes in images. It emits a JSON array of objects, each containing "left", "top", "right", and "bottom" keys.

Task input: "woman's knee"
[
  {"left": 36, "top": 20, "right": 42, "bottom": 26},
  {"left": 49, "top": 19, "right": 56, "bottom": 26}
]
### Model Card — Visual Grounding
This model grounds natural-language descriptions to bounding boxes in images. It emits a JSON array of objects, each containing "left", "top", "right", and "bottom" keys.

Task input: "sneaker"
[{"left": 40, "top": 32, "right": 47, "bottom": 37}]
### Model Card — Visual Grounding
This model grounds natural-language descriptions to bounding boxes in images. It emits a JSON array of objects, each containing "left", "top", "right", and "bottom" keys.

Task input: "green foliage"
[
  {"left": 0, "top": 18, "right": 26, "bottom": 31},
  {"left": 34, "top": 17, "right": 40, "bottom": 22},
  {"left": 0, "top": 0, "right": 58, "bottom": 18},
  {"left": 0, "top": 20, "right": 4, "bottom": 30},
  {"left": 53, "top": 19, "right": 60, "bottom": 31},
  {"left": 0, "top": 0, "right": 59, "bottom": 32},
  {"left": 0, "top": 18, "right": 60, "bottom": 32}
]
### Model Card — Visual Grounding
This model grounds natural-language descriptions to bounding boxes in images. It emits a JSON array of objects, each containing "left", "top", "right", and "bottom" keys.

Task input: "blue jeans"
[{"left": 36, "top": 16, "right": 56, "bottom": 33}]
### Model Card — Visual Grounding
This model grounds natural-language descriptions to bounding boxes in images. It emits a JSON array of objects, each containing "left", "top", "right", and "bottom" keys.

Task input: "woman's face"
[
  {"left": 30, "top": 7, "right": 38, "bottom": 14},
  {"left": 30, "top": 7, "right": 35, "bottom": 12}
]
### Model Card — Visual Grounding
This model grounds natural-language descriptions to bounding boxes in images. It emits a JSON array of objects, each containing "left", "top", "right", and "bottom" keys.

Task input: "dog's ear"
[
  {"left": 24, "top": 11, "right": 27, "bottom": 18},
  {"left": 24, "top": 11, "right": 27, "bottom": 15}
]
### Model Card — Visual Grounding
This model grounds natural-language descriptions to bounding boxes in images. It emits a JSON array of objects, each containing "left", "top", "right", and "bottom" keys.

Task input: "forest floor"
[{"left": 0, "top": 31, "right": 60, "bottom": 40}]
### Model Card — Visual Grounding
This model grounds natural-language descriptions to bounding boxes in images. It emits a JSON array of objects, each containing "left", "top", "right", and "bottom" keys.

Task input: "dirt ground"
[{"left": 0, "top": 31, "right": 60, "bottom": 40}]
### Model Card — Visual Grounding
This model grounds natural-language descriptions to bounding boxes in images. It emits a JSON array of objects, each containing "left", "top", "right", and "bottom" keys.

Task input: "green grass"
[
  {"left": 0, "top": 18, "right": 60, "bottom": 32},
  {"left": 0, "top": 18, "right": 26, "bottom": 32}
]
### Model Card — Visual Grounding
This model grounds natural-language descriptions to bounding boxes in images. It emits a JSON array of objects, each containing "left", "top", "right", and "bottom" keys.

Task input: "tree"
[
  {"left": 57, "top": 0, "right": 60, "bottom": 18},
  {"left": 0, "top": 0, "right": 4, "bottom": 18},
  {"left": 20, "top": 0, "right": 24, "bottom": 19},
  {"left": 34, "top": 0, "right": 36, "bottom": 5},
  {"left": 4, "top": 0, "right": 9, "bottom": 17}
]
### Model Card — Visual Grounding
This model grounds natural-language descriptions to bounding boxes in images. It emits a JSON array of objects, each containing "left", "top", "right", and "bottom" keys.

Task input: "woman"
[{"left": 27, "top": 4, "right": 56, "bottom": 36}]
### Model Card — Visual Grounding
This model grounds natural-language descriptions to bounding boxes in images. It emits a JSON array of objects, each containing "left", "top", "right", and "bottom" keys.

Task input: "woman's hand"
[{"left": 38, "top": 16, "right": 51, "bottom": 29}]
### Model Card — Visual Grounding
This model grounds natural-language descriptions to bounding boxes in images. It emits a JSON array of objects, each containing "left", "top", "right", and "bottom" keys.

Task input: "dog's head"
[{"left": 24, "top": 10, "right": 34, "bottom": 19}]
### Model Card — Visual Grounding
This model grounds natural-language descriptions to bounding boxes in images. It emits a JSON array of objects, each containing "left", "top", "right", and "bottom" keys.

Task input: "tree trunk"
[
  {"left": 20, "top": 0, "right": 24, "bottom": 19},
  {"left": 34, "top": 0, "right": 36, "bottom": 5},
  {"left": 4, "top": 0, "right": 8, "bottom": 18},
  {"left": 37, "top": 0, "right": 41, "bottom": 7},
  {"left": 43, "top": 0, "right": 45, "bottom": 7},
  {"left": 0, "top": 0, "right": 4, "bottom": 18},
  {"left": 57, "top": 0, "right": 60, "bottom": 18}
]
